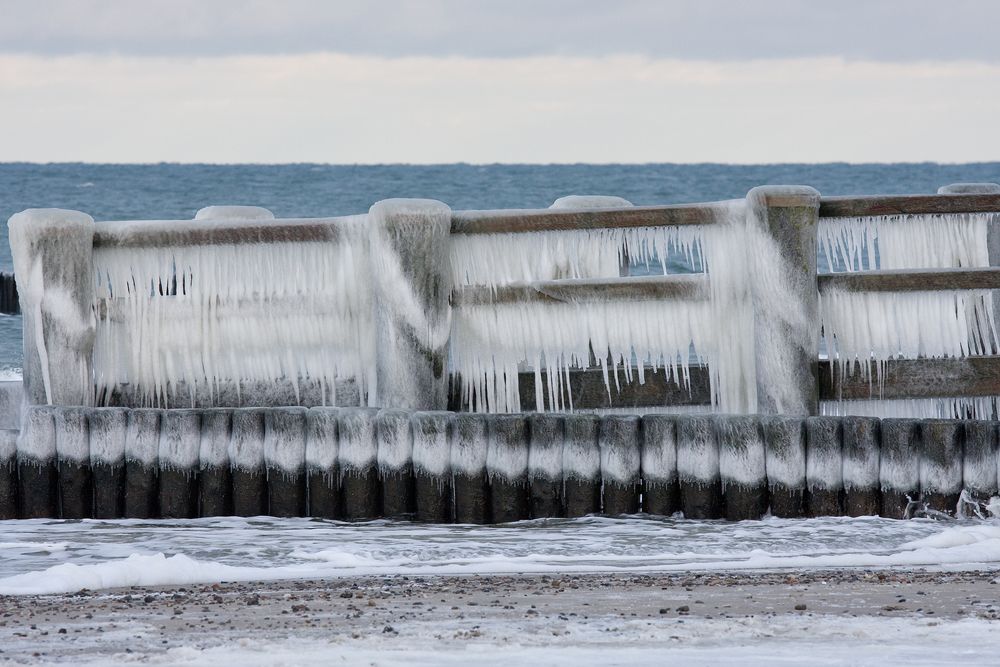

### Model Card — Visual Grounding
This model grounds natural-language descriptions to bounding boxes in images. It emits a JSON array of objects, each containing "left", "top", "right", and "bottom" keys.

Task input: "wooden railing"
[{"left": 8, "top": 184, "right": 1000, "bottom": 416}]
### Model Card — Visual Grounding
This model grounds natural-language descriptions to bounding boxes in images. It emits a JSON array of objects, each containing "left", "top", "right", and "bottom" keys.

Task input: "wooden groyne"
[
  {"left": 5, "top": 185, "right": 1000, "bottom": 522},
  {"left": 2, "top": 405, "right": 996, "bottom": 522}
]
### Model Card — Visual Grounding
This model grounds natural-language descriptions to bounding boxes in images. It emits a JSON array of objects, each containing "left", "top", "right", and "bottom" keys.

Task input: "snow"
[
  {"left": 64, "top": 616, "right": 1000, "bottom": 667},
  {"left": 3, "top": 515, "right": 1000, "bottom": 595}
]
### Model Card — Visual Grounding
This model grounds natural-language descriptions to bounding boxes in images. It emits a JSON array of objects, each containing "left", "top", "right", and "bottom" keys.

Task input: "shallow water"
[{"left": 1, "top": 514, "right": 998, "bottom": 594}]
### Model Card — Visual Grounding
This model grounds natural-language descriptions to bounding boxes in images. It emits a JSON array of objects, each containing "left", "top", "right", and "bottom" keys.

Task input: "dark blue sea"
[{"left": 1, "top": 162, "right": 998, "bottom": 372}]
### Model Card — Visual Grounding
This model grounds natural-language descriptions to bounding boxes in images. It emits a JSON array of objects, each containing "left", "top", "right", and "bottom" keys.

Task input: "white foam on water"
[{"left": 2, "top": 516, "right": 1000, "bottom": 595}]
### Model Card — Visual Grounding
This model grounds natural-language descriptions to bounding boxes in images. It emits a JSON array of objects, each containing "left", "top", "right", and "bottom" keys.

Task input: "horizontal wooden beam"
[
  {"left": 452, "top": 274, "right": 710, "bottom": 306},
  {"left": 450, "top": 202, "right": 729, "bottom": 234},
  {"left": 93, "top": 217, "right": 356, "bottom": 248},
  {"left": 819, "top": 193, "right": 1000, "bottom": 218},
  {"left": 819, "top": 356, "right": 1000, "bottom": 400},
  {"left": 517, "top": 366, "right": 712, "bottom": 411},
  {"left": 818, "top": 267, "right": 1000, "bottom": 293}
]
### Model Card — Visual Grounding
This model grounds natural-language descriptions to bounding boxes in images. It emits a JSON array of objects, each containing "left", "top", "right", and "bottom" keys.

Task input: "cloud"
[
  {"left": 1, "top": 0, "right": 999, "bottom": 62},
  {"left": 1, "top": 52, "right": 998, "bottom": 163}
]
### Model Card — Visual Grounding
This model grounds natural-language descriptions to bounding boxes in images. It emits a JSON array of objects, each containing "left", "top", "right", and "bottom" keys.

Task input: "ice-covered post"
[
  {"left": 368, "top": 199, "right": 452, "bottom": 410},
  {"left": 744, "top": 186, "right": 820, "bottom": 415},
  {"left": 9, "top": 209, "right": 96, "bottom": 407}
]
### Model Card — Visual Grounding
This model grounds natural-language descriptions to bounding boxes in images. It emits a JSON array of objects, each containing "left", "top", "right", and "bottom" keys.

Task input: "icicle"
[
  {"left": 449, "top": 201, "right": 758, "bottom": 414},
  {"left": 819, "top": 213, "right": 993, "bottom": 272},
  {"left": 820, "top": 397, "right": 1000, "bottom": 420},
  {"left": 91, "top": 215, "right": 374, "bottom": 407}
]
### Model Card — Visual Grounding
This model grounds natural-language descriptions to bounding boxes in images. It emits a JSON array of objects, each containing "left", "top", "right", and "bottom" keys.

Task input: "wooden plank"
[
  {"left": 453, "top": 274, "right": 710, "bottom": 306},
  {"left": 818, "top": 357, "right": 1000, "bottom": 400},
  {"left": 819, "top": 194, "right": 1000, "bottom": 218},
  {"left": 818, "top": 267, "right": 1000, "bottom": 293},
  {"left": 517, "top": 366, "right": 712, "bottom": 411},
  {"left": 93, "top": 218, "right": 350, "bottom": 248},
  {"left": 450, "top": 202, "right": 728, "bottom": 234}
]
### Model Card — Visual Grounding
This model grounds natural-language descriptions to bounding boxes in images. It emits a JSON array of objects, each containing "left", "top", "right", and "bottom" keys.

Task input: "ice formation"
[
  {"left": 821, "top": 398, "right": 1000, "bottom": 420},
  {"left": 91, "top": 215, "right": 374, "bottom": 407},
  {"left": 450, "top": 200, "right": 760, "bottom": 414},
  {"left": 818, "top": 212, "right": 1000, "bottom": 418},
  {"left": 194, "top": 206, "right": 275, "bottom": 221},
  {"left": 818, "top": 213, "right": 993, "bottom": 272}
]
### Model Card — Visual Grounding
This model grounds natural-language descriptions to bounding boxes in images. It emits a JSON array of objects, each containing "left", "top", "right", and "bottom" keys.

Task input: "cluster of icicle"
[
  {"left": 819, "top": 212, "right": 1000, "bottom": 419},
  {"left": 450, "top": 196, "right": 759, "bottom": 414},
  {"left": 91, "top": 213, "right": 374, "bottom": 407}
]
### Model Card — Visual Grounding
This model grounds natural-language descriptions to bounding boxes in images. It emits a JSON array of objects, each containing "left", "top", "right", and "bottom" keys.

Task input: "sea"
[{"left": 1, "top": 161, "right": 998, "bottom": 375}]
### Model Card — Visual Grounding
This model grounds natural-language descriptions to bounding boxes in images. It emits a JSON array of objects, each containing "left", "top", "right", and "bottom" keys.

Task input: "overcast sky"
[{"left": 1, "top": 0, "right": 998, "bottom": 163}]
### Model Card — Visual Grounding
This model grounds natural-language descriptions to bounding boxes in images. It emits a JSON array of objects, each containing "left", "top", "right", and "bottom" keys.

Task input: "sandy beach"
[{"left": 2, "top": 570, "right": 1000, "bottom": 664}]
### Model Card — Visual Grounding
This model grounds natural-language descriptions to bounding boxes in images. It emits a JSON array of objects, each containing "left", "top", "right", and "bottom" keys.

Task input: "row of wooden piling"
[
  {"left": 0, "top": 407, "right": 995, "bottom": 521},
  {"left": 0, "top": 273, "right": 17, "bottom": 315}
]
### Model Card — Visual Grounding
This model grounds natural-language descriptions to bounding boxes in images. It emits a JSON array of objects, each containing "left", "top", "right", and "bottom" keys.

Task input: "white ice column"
[
  {"left": 8, "top": 209, "right": 96, "bottom": 406},
  {"left": 367, "top": 199, "right": 452, "bottom": 410}
]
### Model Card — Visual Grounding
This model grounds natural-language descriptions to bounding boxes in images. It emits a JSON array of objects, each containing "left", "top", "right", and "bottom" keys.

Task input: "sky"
[{"left": 1, "top": 0, "right": 999, "bottom": 164}]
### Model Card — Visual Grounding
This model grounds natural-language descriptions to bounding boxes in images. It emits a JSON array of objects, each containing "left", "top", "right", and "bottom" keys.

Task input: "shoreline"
[{"left": 3, "top": 569, "right": 1000, "bottom": 664}]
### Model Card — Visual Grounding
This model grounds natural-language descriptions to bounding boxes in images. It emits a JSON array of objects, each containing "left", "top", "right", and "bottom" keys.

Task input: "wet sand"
[{"left": 1, "top": 570, "right": 999, "bottom": 664}]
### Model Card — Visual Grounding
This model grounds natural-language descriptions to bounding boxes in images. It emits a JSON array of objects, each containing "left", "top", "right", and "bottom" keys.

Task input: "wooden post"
[
  {"left": 8, "top": 209, "right": 96, "bottom": 407},
  {"left": 368, "top": 199, "right": 452, "bottom": 410},
  {"left": 305, "top": 407, "right": 340, "bottom": 519},
  {"left": 676, "top": 415, "right": 722, "bottom": 519},
  {"left": 745, "top": 186, "right": 820, "bottom": 416},
  {"left": 0, "top": 429, "right": 17, "bottom": 519},
  {"left": 55, "top": 407, "right": 92, "bottom": 519},
  {"left": 640, "top": 415, "right": 679, "bottom": 516},
  {"left": 562, "top": 414, "right": 601, "bottom": 517},
  {"left": 841, "top": 416, "right": 881, "bottom": 516},
  {"left": 158, "top": 410, "right": 201, "bottom": 518},
  {"left": 377, "top": 409, "right": 415, "bottom": 519},
  {"left": 89, "top": 408, "right": 127, "bottom": 518},
  {"left": 451, "top": 413, "right": 489, "bottom": 524},
  {"left": 412, "top": 411, "right": 452, "bottom": 522},
  {"left": 487, "top": 414, "right": 530, "bottom": 523},
  {"left": 528, "top": 414, "right": 564, "bottom": 518},
  {"left": 124, "top": 408, "right": 160, "bottom": 518},
  {"left": 919, "top": 419, "right": 963, "bottom": 513},
  {"left": 338, "top": 408, "right": 380, "bottom": 520},
  {"left": 264, "top": 408, "right": 308, "bottom": 518},
  {"left": 717, "top": 415, "right": 768, "bottom": 521},
  {"left": 599, "top": 415, "right": 641, "bottom": 515},
  {"left": 879, "top": 418, "right": 920, "bottom": 518},
  {"left": 963, "top": 420, "right": 998, "bottom": 500},
  {"left": 763, "top": 416, "right": 806, "bottom": 518},
  {"left": 199, "top": 409, "right": 233, "bottom": 517},
  {"left": 17, "top": 406, "right": 58, "bottom": 518},
  {"left": 804, "top": 416, "right": 842, "bottom": 516},
  {"left": 229, "top": 408, "right": 267, "bottom": 517}
]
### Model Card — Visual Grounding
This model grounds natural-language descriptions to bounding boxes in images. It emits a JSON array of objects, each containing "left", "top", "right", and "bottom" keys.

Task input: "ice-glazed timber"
[{"left": 3, "top": 406, "right": 999, "bottom": 522}]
